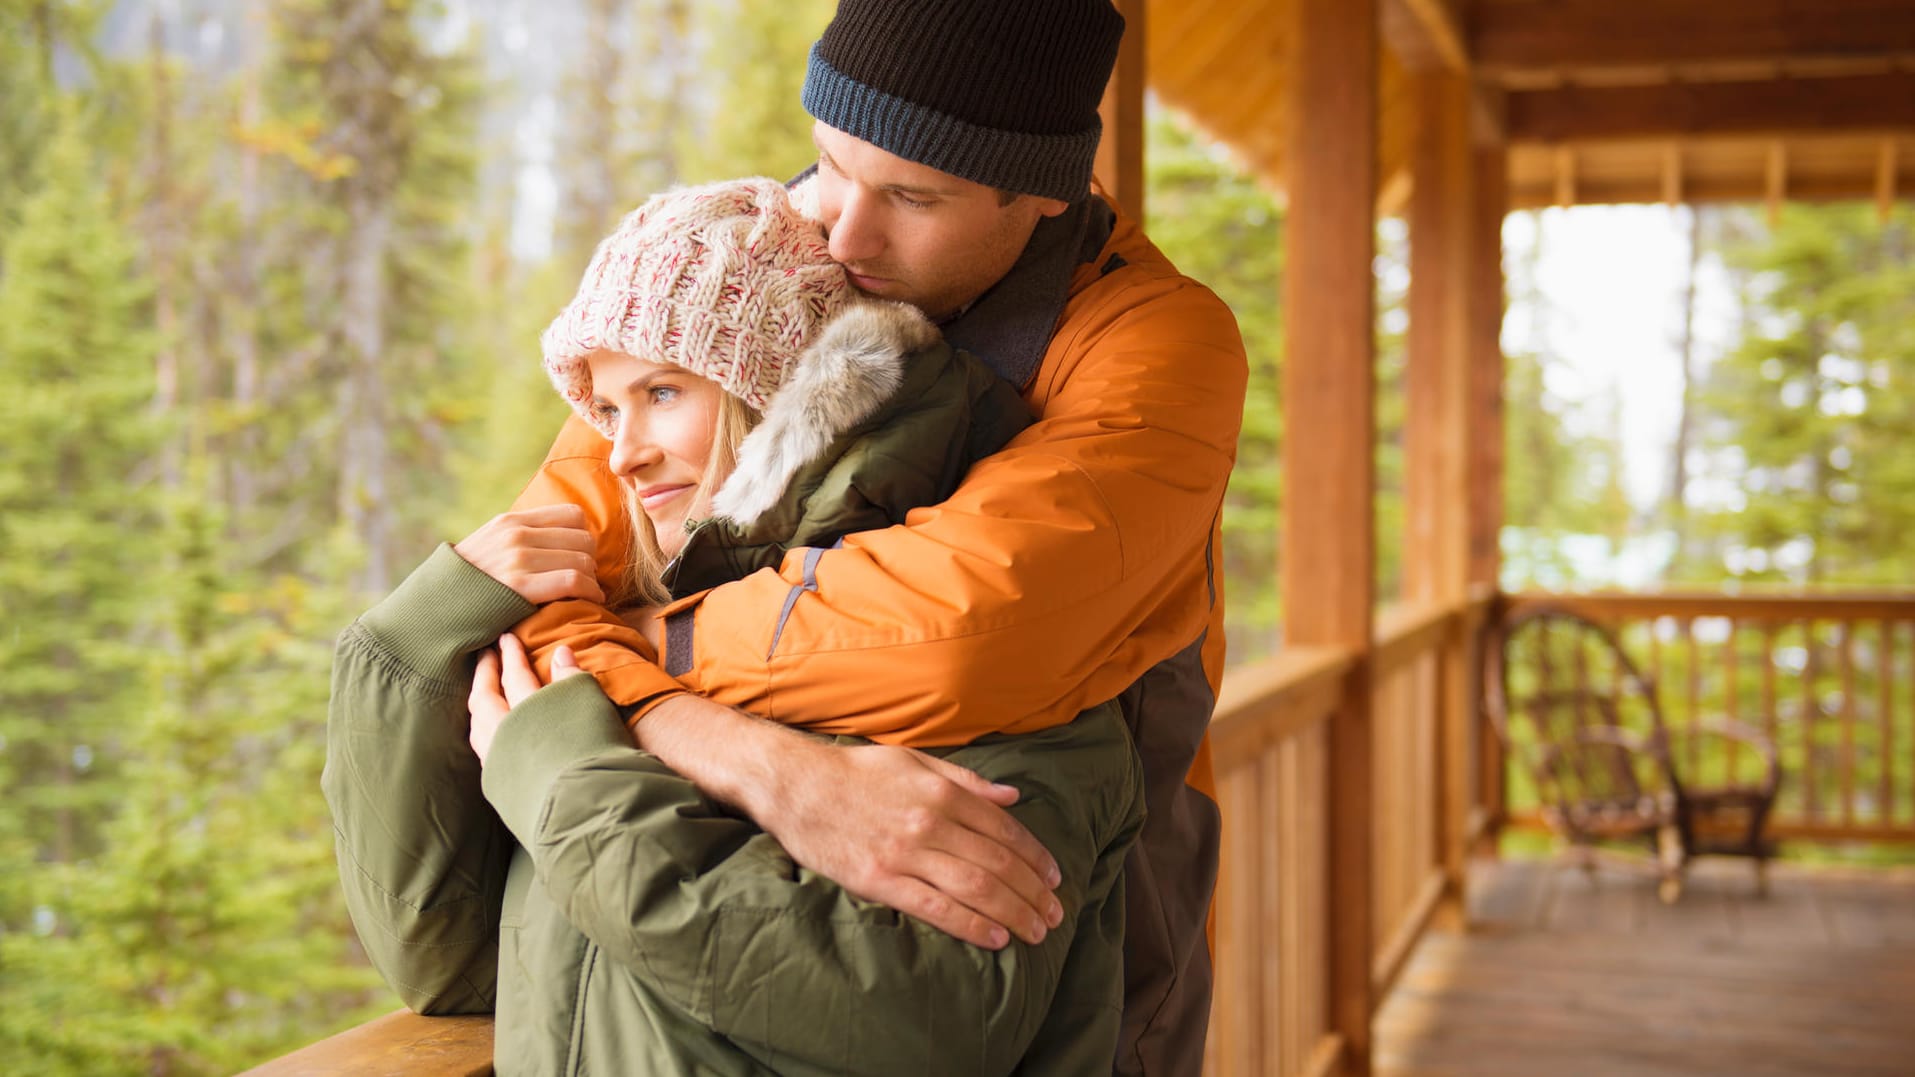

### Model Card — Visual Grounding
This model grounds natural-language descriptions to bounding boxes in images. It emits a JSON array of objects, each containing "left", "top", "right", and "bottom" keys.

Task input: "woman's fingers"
[
  {"left": 452, "top": 507, "right": 606, "bottom": 604},
  {"left": 467, "top": 647, "right": 508, "bottom": 764},
  {"left": 497, "top": 633, "right": 545, "bottom": 707}
]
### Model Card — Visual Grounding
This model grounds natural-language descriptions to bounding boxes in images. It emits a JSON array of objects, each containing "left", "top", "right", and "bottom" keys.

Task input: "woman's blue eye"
[
  {"left": 649, "top": 385, "right": 680, "bottom": 404},
  {"left": 589, "top": 400, "right": 619, "bottom": 422}
]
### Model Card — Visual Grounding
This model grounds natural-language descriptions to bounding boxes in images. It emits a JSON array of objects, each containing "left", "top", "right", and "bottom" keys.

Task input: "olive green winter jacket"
[{"left": 324, "top": 305, "right": 1147, "bottom": 1076}]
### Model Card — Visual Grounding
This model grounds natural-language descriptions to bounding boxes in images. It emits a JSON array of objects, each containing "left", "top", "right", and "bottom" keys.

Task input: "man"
[{"left": 510, "top": 2, "right": 1247, "bottom": 1071}]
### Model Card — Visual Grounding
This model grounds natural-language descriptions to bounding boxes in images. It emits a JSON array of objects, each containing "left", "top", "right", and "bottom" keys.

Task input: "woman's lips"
[{"left": 638, "top": 484, "right": 692, "bottom": 513}]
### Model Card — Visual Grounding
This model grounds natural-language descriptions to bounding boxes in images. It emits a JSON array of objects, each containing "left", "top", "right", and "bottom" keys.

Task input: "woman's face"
[{"left": 584, "top": 350, "right": 727, "bottom": 558}]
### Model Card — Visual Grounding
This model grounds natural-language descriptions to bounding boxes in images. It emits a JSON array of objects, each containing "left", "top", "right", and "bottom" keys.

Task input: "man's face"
[{"left": 810, "top": 122, "right": 1070, "bottom": 321}]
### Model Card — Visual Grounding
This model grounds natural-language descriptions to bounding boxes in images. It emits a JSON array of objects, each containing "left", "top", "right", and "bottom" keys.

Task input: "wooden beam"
[
  {"left": 1767, "top": 140, "right": 1788, "bottom": 226},
  {"left": 1471, "top": 83, "right": 1508, "bottom": 147},
  {"left": 1382, "top": 0, "right": 1469, "bottom": 73},
  {"left": 1508, "top": 167, "right": 1913, "bottom": 209},
  {"left": 1283, "top": 0, "right": 1377, "bottom": 1073},
  {"left": 1879, "top": 140, "right": 1901, "bottom": 224},
  {"left": 1378, "top": 165, "right": 1413, "bottom": 218},
  {"left": 1466, "top": 146, "right": 1506, "bottom": 594},
  {"left": 1662, "top": 143, "right": 1684, "bottom": 206},
  {"left": 1095, "top": 0, "right": 1147, "bottom": 220},
  {"left": 1476, "top": 0, "right": 1915, "bottom": 74},
  {"left": 1553, "top": 145, "right": 1575, "bottom": 208},
  {"left": 1507, "top": 73, "right": 1915, "bottom": 143},
  {"left": 1406, "top": 69, "right": 1478, "bottom": 936},
  {"left": 1405, "top": 69, "right": 1473, "bottom": 605}
]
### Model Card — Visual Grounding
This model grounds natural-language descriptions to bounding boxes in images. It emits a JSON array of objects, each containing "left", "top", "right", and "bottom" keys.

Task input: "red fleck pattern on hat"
[{"left": 540, "top": 177, "right": 851, "bottom": 435}]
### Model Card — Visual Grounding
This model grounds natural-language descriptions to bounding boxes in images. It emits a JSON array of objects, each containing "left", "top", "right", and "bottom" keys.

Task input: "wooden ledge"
[{"left": 238, "top": 1010, "right": 493, "bottom": 1077}]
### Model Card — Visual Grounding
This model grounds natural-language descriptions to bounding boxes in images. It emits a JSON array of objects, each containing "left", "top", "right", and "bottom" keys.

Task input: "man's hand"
[
  {"left": 468, "top": 636, "right": 584, "bottom": 765},
  {"left": 453, "top": 505, "right": 606, "bottom": 605},
  {"left": 634, "top": 694, "right": 1064, "bottom": 950}
]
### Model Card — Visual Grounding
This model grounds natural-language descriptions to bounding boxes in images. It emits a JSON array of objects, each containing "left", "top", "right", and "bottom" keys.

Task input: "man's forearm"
[
  {"left": 629, "top": 693, "right": 809, "bottom": 819},
  {"left": 628, "top": 691, "right": 1064, "bottom": 950}
]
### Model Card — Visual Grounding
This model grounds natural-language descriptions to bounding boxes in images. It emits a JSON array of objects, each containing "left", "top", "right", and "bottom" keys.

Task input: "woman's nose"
[{"left": 608, "top": 421, "right": 660, "bottom": 478}]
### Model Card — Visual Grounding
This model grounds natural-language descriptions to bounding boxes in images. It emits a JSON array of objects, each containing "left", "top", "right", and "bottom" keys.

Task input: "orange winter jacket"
[{"left": 510, "top": 188, "right": 1247, "bottom": 1077}]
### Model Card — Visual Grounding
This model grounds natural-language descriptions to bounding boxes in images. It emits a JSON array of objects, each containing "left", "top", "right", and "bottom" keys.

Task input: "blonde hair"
[{"left": 611, "top": 392, "right": 763, "bottom": 607}]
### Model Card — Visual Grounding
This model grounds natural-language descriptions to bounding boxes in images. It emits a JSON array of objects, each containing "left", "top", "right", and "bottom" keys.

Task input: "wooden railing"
[
  {"left": 1202, "top": 592, "right": 1489, "bottom": 1077},
  {"left": 261, "top": 589, "right": 1915, "bottom": 1075},
  {"left": 1500, "top": 593, "right": 1915, "bottom": 844}
]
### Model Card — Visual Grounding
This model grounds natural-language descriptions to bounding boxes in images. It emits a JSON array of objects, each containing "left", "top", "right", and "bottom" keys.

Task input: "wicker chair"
[{"left": 1483, "top": 604, "right": 1782, "bottom": 902}]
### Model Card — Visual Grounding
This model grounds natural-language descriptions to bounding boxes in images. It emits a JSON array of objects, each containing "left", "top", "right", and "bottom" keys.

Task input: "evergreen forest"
[{"left": 1, "top": 1, "right": 1910, "bottom": 1072}]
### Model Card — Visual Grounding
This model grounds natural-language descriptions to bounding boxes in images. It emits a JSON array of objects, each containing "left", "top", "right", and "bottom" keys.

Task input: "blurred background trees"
[{"left": 0, "top": 0, "right": 1908, "bottom": 1072}]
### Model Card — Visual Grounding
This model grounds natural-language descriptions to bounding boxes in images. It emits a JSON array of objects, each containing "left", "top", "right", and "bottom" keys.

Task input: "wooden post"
[
  {"left": 1469, "top": 131, "right": 1510, "bottom": 850},
  {"left": 1283, "top": 0, "right": 1376, "bottom": 1071},
  {"left": 1405, "top": 69, "right": 1472, "bottom": 606},
  {"left": 1406, "top": 68, "right": 1475, "bottom": 930},
  {"left": 1095, "top": 0, "right": 1147, "bottom": 221}
]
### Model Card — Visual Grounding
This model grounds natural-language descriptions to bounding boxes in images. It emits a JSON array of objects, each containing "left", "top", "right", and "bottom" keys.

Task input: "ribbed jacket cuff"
[
  {"left": 354, "top": 544, "right": 535, "bottom": 677},
  {"left": 481, "top": 673, "right": 631, "bottom": 848}
]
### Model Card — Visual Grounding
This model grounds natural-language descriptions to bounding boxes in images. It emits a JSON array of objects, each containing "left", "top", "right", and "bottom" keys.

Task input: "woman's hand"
[
  {"left": 452, "top": 505, "right": 607, "bottom": 605},
  {"left": 468, "top": 636, "right": 585, "bottom": 765}
]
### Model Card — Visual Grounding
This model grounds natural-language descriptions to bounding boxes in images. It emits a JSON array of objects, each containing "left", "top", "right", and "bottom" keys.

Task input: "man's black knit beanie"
[{"left": 801, "top": 0, "right": 1125, "bottom": 203}]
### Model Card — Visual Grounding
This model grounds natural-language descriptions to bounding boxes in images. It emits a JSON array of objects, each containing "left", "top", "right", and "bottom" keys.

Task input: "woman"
[{"left": 324, "top": 179, "right": 1144, "bottom": 1075}]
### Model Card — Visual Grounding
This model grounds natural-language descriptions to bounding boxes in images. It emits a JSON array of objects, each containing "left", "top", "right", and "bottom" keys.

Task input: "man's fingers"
[
  {"left": 551, "top": 644, "right": 586, "bottom": 680},
  {"left": 876, "top": 876, "right": 1011, "bottom": 951},
  {"left": 919, "top": 752, "right": 1020, "bottom": 806},
  {"left": 918, "top": 754, "right": 1062, "bottom": 890},
  {"left": 915, "top": 832, "right": 1060, "bottom": 945}
]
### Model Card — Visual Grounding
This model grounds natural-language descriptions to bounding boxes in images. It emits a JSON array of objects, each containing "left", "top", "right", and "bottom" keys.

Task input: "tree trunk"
[
  {"left": 1667, "top": 206, "right": 1703, "bottom": 576},
  {"left": 339, "top": 190, "right": 395, "bottom": 594}
]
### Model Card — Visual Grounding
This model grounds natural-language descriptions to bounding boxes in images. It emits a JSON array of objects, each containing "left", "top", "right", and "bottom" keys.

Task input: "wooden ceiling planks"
[
  {"left": 1508, "top": 135, "right": 1915, "bottom": 209},
  {"left": 1147, "top": 0, "right": 1291, "bottom": 187},
  {"left": 1474, "top": 0, "right": 1915, "bottom": 75},
  {"left": 1506, "top": 72, "right": 1915, "bottom": 143},
  {"left": 1145, "top": 0, "right": 1915, "bottom": 208}
]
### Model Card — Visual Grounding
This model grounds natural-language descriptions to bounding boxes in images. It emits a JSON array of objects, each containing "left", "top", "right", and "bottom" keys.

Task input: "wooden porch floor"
[{"left": 1375, "top": 856, "right": 1915, "bottom": 1077}]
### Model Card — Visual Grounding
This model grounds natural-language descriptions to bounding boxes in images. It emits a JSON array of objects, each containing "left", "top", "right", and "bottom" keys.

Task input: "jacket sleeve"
[
  {"left": 482, "top": 681, "right": 1144, "bottom": 1076},
  {"left": 506, "top": 415, "right": 685, "bottom": 715},
  {"left": 675, "top": 277, "right": 1246, "bottom": 745},
  {"left": 322, "top": 544, "right": 535, "bottom": 1015}
]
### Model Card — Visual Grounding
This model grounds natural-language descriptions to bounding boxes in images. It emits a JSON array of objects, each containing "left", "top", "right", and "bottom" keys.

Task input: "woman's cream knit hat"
[{"left": 541, "top": 177, "right": 853, "bottom": 433}]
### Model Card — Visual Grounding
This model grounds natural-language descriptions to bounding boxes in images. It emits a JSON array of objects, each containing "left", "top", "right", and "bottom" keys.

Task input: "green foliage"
[
  {"left": 259, "top": 0, "right": 486, "bottom": 593},
  {"left": 0, "top": 99, "right": 158, "bottom": 872},
  {"left": 1, "top": 486, "right": 385, "bottom": 1075},
  {"left": 677, "top": 0, "right": 836, "bottom": 184},
  {"left": 0, "top": 1, "right": 106, "bottom": 244},
  {"left": 1683, "top": 204, "right": 1915, "bottom": 586},
  {"left": 1144, "top": 112, "right": 1284, "bottom": 664}
]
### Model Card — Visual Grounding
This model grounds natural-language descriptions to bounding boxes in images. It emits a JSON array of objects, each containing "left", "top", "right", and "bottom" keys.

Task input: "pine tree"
[
  {"left": 0, "top": 98, "right": 159, "bottom": 875},
  {"left": 259, "top": 0, "right": 486, "bottom": 595},
  {"left": 0, "top": 96, "right": 161, "bottom": 1071},
  {"left": 1690, "top": 204, "right": 1915, "bottom": 586},
  {"left": 677, "top": 0, "right": 835, "bottom": 183}
]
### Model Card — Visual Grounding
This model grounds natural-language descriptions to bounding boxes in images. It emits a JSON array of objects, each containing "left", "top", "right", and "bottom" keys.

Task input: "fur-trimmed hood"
[
  {"left": 708, "top": 300, "right": 939, "bottom": 525},
  {"left": 661, "top": 298, "right": 1032, "bottom": 601}
]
